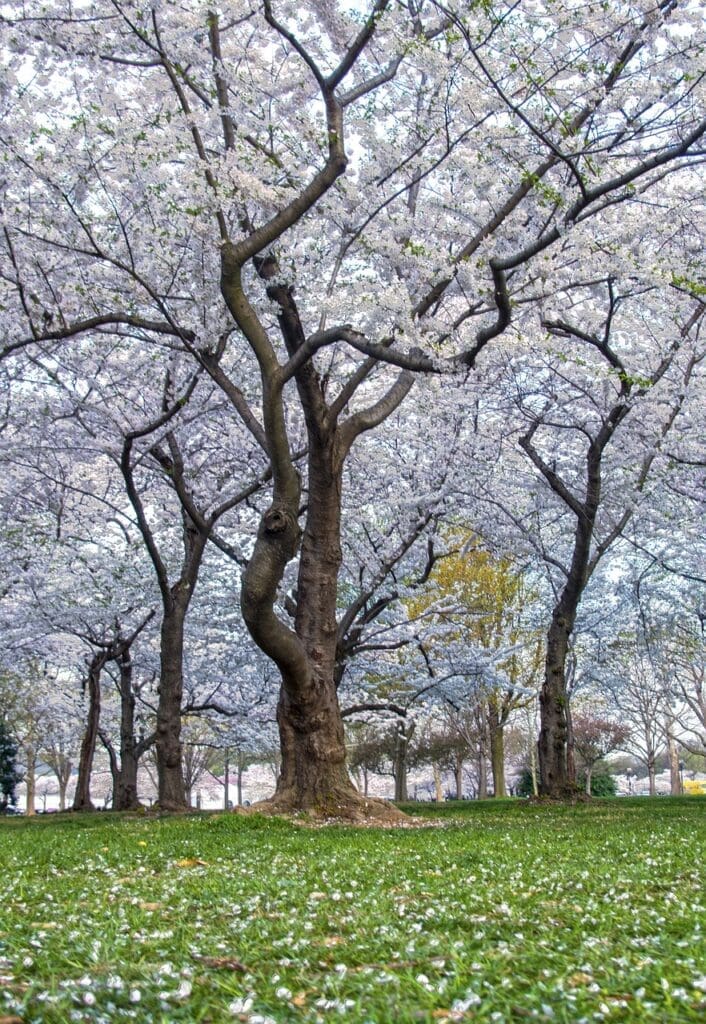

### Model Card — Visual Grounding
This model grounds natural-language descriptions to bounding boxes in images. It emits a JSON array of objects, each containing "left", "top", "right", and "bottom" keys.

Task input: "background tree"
[
  {"left": 407, "top": 533, "right": 541, "bottom": 796},
  {"left": 572, "top": 712, "right": 630, "bottom": 796},
  {"left": 0, "top": 719, "right": 21, "bottom": 811},
  {"left": 491, "top": 284, "right": 704, "bottom": 796}
]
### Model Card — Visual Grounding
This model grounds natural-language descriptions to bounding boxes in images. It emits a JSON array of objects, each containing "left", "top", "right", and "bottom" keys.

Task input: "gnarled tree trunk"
[
  {"left": 266, "top": 443, "right": 363, "bottom": 812},
  {"left": 223, "top": 241, "right": 414, "bottom": 819}
]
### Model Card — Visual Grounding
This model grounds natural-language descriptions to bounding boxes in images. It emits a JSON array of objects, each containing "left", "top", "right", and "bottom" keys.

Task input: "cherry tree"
[
  {"left": 0, "top": 718, "right": 21, "bottom": 812},
  {"left": 471, "top": 278, "right": 704, "bottom": 795},
  {"left": 2, "top": 0, "right": 704, "bottom": 815},
  {"left": 571, "top": 711, "right": 630, "bottom": 795}
]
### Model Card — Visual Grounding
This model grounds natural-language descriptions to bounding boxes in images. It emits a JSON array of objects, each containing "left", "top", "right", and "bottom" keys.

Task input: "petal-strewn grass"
[{"left": 1, "top": 798, "right": 704, "bottom": 1022}]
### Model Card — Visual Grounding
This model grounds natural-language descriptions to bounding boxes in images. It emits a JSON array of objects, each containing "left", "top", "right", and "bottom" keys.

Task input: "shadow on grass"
[{"left": 397, "top": 794, "right": 706, "bottom": 820}]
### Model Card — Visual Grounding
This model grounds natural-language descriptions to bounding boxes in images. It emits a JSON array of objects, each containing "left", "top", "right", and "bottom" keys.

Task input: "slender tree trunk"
[
  {"left": 488, "top": 706, "right": 506, "bottom": 797},
  {"left": 393, "top": 722, "right": 414, "bottom": 802},
  {"left": 585, "top": 765, "right": 593, "bottom": 796},
  {"left": 58, "top": 775, "right": 68, "bottom": 811},
  {"left": 526, "top": 704, "right": 539, "bottom": 796},
  {"left": 433, "top": 763, "right": 444, "bottom": 802},
  {"left": 523, "top": 404, "right": 631, "bottom": 799},
  {"left": 73, "top": 656, "right": 104, "bottom": 811},
  {"left": 565, "top": 697, "right": 577, "bottom": 788},
  {"left": 667, "top": 723, "right": 681, "bottom": 796},
  {"left": 478, "top": 744, "right": 488, "bottom": 800},
  {"left": 48, "top": 753, "right": 72, "bottom": 811},
  {"left": 24, "top": 744, "right": 37, "bottom": 816},
  {"left": 455, "top": 752, "right": 464, "bottom": 799}
]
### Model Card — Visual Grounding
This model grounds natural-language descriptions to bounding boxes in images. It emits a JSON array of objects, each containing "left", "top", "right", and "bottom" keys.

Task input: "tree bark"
[
  {"left": 236, "top": 764, "right": 244, "bottom": 806},
  {"left": 536, "top": 480, "right": 595, "bottom": 797},
  {"left": 24, "top": 744, "right": 37, "bottom": 816},
  {"left": 393, "top": 722, "right": 414, "bottom": 802},
  {"left": 565, "top": 695, "right": 577, "bottom": 788},
  {"left": 272, "top": 441, "right": 362, "bottom": 810},
  {"left": 243, "top": 433, "right": 402, "bottom": 819},
  {"left": 433, "top": 763, "right": 444, "bottom": 802},
  {"left": 538, "top": 611, "right": 573, "bottom": 797},
  {"left": 477, "top": 744, "right": 488, "bottom": 800},
  {"left": 455, "top": 752, "right": 464, "bottom": 800},
  {"left": 112, "top": 647, "right": 144, "bottom": 810},
  {"left": 488, "top": 705, "right": 506, "bottom": 797},
  {"left": 155, "top": 603, "right": 189, "bottom": 809},
  {"left": 73, "top": 654, "right": 105, "bottom": 811},
  {"left": 230, "top": 257, "right": 412, "bottom": 820},
  {"left": 667, "top": 723, "right": 681, "bottom": 796}
]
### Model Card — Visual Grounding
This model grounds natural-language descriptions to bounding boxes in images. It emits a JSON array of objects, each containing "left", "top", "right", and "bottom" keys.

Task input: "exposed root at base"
[
  {"left": 527, "top": 792, "right": 592, "bottom": 805},
  {"left": 242, "top": 791, "right": 422, "bottom": 827}
]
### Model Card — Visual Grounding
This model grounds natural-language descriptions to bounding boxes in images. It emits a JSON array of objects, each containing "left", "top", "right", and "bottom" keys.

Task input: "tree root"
[{"left": 245, "top": 788, "right": 410, "bottom": 825}]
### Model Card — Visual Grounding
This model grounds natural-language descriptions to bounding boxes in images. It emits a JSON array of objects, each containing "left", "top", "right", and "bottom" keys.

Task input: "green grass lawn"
[{"left": 1, "top": 798, "right": 704, "bottom": 1023}]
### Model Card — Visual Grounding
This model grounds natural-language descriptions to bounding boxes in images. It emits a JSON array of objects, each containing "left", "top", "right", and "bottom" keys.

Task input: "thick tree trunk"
[
  {"left": 73, "top": 657, "right": 103, "bottom": 811},
  {"left": 242, "top": 433, "right": 401, "bottom": 820},
  {"left": 231, "top": 263, "right": 412, "bottom": 821},
  {"left": 274, "top": 453, "right": 359, "bottom": 811},
  {"left": 112, "top": 650, "right": 142, "bottom": 810},
  {"left": 156, "top": 605, "right": 188, "bottom": 810},
  {"left": 113, "top": 749, "right": 140, "bottom": 811},
  {"left": 538, "top": 611, "right": 572, "bottom": 797}
]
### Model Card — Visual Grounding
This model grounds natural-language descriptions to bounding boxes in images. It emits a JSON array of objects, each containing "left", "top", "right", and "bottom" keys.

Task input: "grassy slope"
[{"left": 0, "top": 798, "right": 704, "bottom": 1023}]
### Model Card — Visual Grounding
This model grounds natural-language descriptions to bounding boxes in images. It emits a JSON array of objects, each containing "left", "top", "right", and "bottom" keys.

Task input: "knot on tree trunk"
[{"left": 264, "top": 504, "right": 295, "bottom": 535}]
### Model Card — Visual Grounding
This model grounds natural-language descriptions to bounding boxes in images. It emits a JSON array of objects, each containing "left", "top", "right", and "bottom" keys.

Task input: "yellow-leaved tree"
[{"left": 406, "top": 530, "right": 543, "bottom": 797}]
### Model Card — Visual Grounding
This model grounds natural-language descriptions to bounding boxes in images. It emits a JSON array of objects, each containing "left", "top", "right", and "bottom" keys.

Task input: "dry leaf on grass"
[{"left": 193, "top": 955, "right": 247, "bottom": 972}]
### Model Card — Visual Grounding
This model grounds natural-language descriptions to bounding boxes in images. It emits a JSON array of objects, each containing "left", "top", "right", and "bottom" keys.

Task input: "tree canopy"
[{"left": 1, "top": 0, "right": 704, "bottom": 812}]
